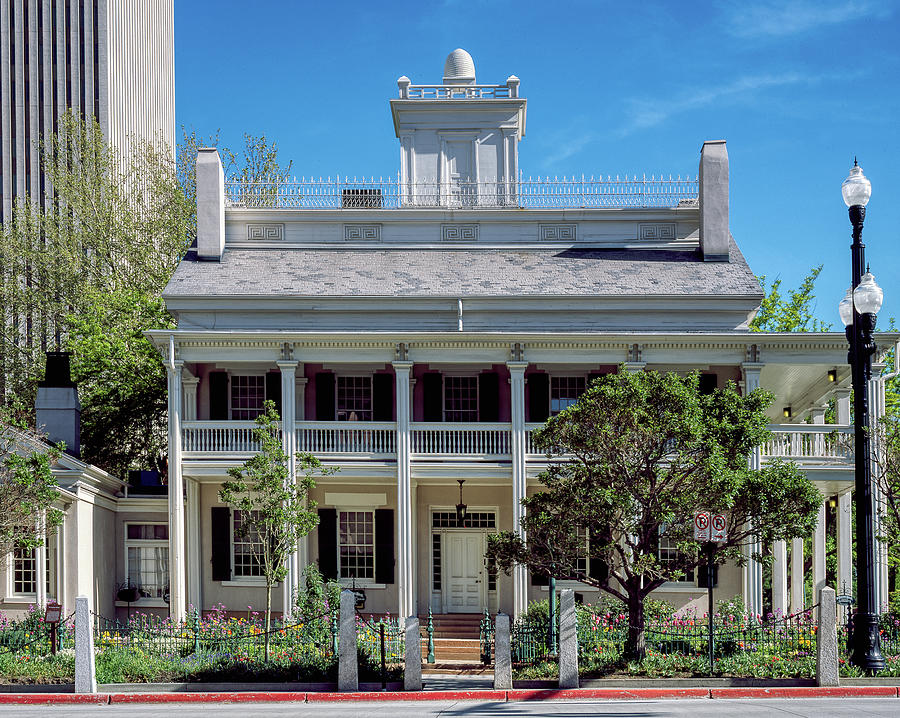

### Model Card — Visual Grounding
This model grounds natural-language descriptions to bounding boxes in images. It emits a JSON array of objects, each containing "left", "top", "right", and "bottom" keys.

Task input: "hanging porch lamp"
[{"left": 456, "top": 479, "right": 468, "bottom": 525}]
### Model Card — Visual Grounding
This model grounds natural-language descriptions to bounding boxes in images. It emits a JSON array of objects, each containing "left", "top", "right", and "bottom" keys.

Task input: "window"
[
  {"left": 551, "top": 376, "right": 586, "bottom": 415},
  {"left": 337, "top": 376, "right": 372, "bottom": 421},
  {"left": 125, "top": 524, "right": 169, "bottom": 600},
  {"left": 339, "top": 510, "right": 374, "bottom": 581},
  {"left": 231, "top": 375, "right": 265, "bottom": 420},
  {"left": 232, "top": 511, "right": 265, "bottom": 578},
  {"left": 658, "top": 526, "right": 695, "bottom": 583},
  {"left": 444, "top": 376, "right": 478, "bottom": 421},
  {"left": 12, "top": 544, "right": 36, "bottom": 595}
]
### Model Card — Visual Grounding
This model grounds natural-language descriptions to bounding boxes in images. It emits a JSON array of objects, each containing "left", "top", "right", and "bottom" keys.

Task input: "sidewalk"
[{"left": 0, "top": 685, "right": 899, "bottom": 705}]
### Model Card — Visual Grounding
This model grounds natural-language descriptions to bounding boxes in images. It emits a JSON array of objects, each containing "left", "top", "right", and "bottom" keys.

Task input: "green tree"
[
  {"left": 486, "top": 370, "right": 821, "bottom": 661},
  {"left": 750, "top": 265, "right": 831, "bottom": 332},
  {"left": 0, "top": 406, "right": 64, "bottom": 557},
  {"left": 219, "top": 401, "right": 334, "bottom": 659}
]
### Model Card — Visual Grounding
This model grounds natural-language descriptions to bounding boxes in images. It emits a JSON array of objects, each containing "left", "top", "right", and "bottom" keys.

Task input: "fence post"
[
  {"left": 493, "top": 613, "right": 512, "bottom": 690},
  {"left": 338, "top": 590, "right": 358, "bottom": 692},
  {"left": 74, "top": 596, "right": 97, "bottom": 694},
  {"left": 816, "top": 587, "right": 839, "bottom": 687},
  {"left": 404, "top": 616, "right": 422, "bottom": 691},
  {"left": 558, "top": 589, "right": 579, "bottom": 689}
]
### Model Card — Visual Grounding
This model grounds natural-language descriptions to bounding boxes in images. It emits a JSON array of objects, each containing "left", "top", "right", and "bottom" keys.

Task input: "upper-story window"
[
  {"left": 444, "top": 376, "right": 478, "bottom": 422},
  {"left": 232, "top": 375, "right": 266, "bottom": 420},
  {"left": 550, "top": 376, "right": 586, "bottom": 415},
  {"left": 337, "top": 376, "right": 372, "bottom": 421}
]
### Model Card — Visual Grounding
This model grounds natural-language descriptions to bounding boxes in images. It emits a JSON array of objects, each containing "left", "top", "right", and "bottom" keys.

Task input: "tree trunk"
[
  {"left": 264, "top": 582, "right": 272, "bottom": 662},
  {"left": 624, "top": 591, "right": 646, "bottom": 662}
]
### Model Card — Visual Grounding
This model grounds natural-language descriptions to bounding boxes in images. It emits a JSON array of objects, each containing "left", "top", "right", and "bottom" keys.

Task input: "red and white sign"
[
  {"left": 693, "top": 511, "right": 710, "bottom": 541},
  {"left": 711, "top": 513, "right": 727, "bottom": 542}
]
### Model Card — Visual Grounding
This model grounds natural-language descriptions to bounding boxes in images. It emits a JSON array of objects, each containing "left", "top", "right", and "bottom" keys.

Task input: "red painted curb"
[
  {"left": 110, "top": 692, "right": 308, "bottom": 704},
  {"left": 0, "top": 693, "right": 109, "bottom": 705},
  {"left": 710, "top": 686, "right": 899, "bottom": 699},
  {"left": 507, "top": 688, "right": 710, "bottom": 701},
  {"left": 307, "top": 690, "right": 508, "bottom": 702}
]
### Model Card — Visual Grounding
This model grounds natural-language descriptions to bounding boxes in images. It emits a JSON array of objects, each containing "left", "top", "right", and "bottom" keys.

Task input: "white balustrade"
[
  {"left": 411, "top": 423, "right": 510, "bottom": 457},
  {"left": 182, "top": 421, "right": 263, "bottom": 454},
  {"left": 295, "top": 422, "right": 396, "bottom": 458},
  {"left": 761, "top": 425, "right": 854, "bottom": 463}
]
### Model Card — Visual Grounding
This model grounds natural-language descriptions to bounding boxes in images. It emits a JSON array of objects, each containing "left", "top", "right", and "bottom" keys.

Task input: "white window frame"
[
  {"left": 121, "top": 523, "right": 170, "bottom": 606},
  {"left": 7, "top": 545, "right": 37, "bottom": 600},
  {"left": 443, "top": 374, "right": 479, "bottom": 422},
  {"left": 337, "top": 508, "right": 377, "bottom": 586},
  {"left": 229, "top": 372, "right": 267, "bottom": 421},
  {"left": 229, "top": 509, "right": 266, "bottom": 585},
  {"left": 549, "top": 375, "right": 587, "bottom": 416},
  {"left": 335, "top": 375, "right": 373, "bottom": 421},
  {"left": 657, "top": 525, "right": 696, "bottom": 585}
]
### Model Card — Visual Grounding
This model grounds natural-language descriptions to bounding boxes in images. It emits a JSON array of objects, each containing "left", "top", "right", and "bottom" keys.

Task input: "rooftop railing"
[{"left": 224, "top": 175, "right": 699, "bottom": 210}]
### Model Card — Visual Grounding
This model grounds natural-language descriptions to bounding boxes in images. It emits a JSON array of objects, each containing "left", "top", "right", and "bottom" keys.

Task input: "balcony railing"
[
  {"left": 181, "top": 422, "right": 855, "bottom": 468},
  {"left": 224, "top": 176, "right": 698, "bottom": 211}
]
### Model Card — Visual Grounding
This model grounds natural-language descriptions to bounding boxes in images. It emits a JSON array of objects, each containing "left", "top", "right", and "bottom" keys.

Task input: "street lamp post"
[{"left": 839, "top": 160, "right": 885, "bottom": 673}]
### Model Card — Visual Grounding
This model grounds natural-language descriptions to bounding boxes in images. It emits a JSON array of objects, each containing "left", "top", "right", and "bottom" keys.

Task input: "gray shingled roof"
[{"left": 164, "top": 241, "right": 761, "bottom": 299}]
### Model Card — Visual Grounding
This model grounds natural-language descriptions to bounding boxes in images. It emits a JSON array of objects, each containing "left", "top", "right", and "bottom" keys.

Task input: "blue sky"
[{"left": 175, "top": 0, "right": 900, "bottom": 326}]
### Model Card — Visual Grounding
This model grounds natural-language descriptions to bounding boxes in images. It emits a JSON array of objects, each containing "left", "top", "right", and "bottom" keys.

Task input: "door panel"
[{"left": 443, "top": 531, "right": 484, "bottom": 613}]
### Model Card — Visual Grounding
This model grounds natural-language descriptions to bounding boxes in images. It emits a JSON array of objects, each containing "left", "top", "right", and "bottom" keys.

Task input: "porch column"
[
  {"left": 837, "top": 491, "right": 852, "bottom": 596},
  {"left": 742, "top": 361, "right": 764, "bottom": 618},
  {"left": 508, "top": 361, "right": 528, "bottom": 619},
  {"left": 295, "top": 370, "right": 309, "bottom": 580},
  {"left": 186, "top": 479, "right": 202, "bottom": 611},
  {"left": 278, "top": 359, "right": 299, "bottom": 619},
  {"left": 35, "top": 512, "right": 47, "bottom": 608},
  {"left": 182, "top": 372, "right": 199, "bottom": 421},
  {"left": 296, "top": 370, "right": 307, "bottom": 421},
  {"left": 791, "top": 537, "right": 805, "bottom": 613},
  {"left": 772, "top": 540, "right": 788, "bottom": 615},
  {"left": 394, "top": 360, "right": 414, "bottom": 620},
  {"left": 870, "top": 366, "right": 889, "bottom": 611},
  {"left": 166, "top": 338, "right": 187, "bottom": 622},
  {"left": 812, "top": 500, "right": 827, "bottom": 618}
]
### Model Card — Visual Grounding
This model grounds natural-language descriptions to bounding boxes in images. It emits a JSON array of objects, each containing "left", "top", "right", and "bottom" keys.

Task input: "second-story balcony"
[
  {"left": 224, "top": 176, "right": 699, "bottom": 211},
  {"left": 181, "top": 421, "right": 855, "bottom": 470}
]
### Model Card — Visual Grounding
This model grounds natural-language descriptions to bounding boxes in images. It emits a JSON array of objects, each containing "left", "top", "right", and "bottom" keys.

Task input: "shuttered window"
[
  {"left": 444, "top": 376, "right": 478, "bottom": 422},
  {"left": 231, "top": 376, "right": 265, "bottom": 420},
  {"left": 337, "top": 376, "right": 372, "bottom": 421},
  {"left": 550, "top": 376, "right": 586, "bottom": 415}
]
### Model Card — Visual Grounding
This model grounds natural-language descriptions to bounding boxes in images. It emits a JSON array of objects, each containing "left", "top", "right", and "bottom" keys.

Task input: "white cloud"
[{"left": 724, "top": 0, "right": 893, "bottom": 39}]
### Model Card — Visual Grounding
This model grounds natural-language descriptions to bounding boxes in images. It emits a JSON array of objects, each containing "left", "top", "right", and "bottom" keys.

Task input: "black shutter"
[
  {"left": 699, "top": 374, "right": 718, "bottom": 395},
  {"left": 422, "top": 372, "right": 442, "bottom": 422},
  {"left": 531, "top": 570, "right": 549, "bottom": 586},
  {"left": 315, "top": 372, "right": 336, "bottom": 420},
  {"left": 588, "top": 371, "right": 606, "bottom": 387},
  {"left": 374, "top": 508, "right": 395, "bottom": 584},
  {"left": 373, "top": 374, "right": 393, "bottom": 421},
  {"left": 265, "top": 372, "right": 282, "bottom": 415},
  {"left": 208, "top": 372, "right": 228, "bottom": 420},
  {"left": 479, "top": 372, "right": 499, "bottom": 422},
  {"left": 317, "top": 508, "right": 338, "bottom": 580},
  {"left": 528, "top": 373, "right": 549, "bottom": 423},
  {"left": 697, "top": 563, "right": 718, "bottom": 588},
  {"left": 588, "top": 532, "right": 609, "bottom": 584},
  {"left": 210, "top": 507, "right": 231, "bottom": 581}
]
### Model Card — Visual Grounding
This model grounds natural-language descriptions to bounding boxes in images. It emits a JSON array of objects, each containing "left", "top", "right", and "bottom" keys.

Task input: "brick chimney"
[{"left": 35, "top": 352, "right": 81, "bottom": 458}]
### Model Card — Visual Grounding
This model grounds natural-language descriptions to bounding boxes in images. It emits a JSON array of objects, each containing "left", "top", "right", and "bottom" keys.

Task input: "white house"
[{"left": 147, "top": 50, "right": 893, "bottom": 628}]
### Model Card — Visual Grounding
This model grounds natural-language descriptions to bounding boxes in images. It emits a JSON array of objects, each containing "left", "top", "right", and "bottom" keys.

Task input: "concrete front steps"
[{"left": 418, "top": 613, "right": 487, "bottom": 668}]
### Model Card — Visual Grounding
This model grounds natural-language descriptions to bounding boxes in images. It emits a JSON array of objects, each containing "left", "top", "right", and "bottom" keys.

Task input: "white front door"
[{"left": 444, "top": 531, "right": 485, "bottom": 613}]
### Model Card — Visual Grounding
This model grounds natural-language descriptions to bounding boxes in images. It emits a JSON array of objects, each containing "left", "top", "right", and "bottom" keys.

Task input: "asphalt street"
[{"left": 0, "top": 699, "right": 897, "bottom": 717}]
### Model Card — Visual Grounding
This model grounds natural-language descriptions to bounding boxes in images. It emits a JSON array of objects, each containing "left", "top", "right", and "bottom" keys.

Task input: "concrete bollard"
[
  {"left": 816, "top": 586, "right": 839, "bottom": 687},
  {"left": 338, "top": 590, "right": 358, "bottom": 692},
  {"left": 493, "top": 613, "right": 512, "bottom": 690},
  {"left": 74, "top": 596, "right": 97, "bottom": 694},
  {"left": 404, "top": 616, "right": 422, "bottom": 691},
  {"left": 559, "top": 589, "right": 579, "bottom": 689}
]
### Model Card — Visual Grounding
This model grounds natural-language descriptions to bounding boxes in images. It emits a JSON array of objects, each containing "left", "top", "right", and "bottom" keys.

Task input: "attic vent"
[{"left": 342, "top": 188, "right": 383, "bottom": 208}]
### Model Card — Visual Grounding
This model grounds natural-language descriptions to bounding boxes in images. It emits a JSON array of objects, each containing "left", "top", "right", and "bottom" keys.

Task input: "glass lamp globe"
[
  {"left": 842, "top": 162, "right": 872, "bottom": 207},
  {"left": 853, "top": 272, "right": 883, "bottom": 315},
  {"left": 838, "top": 288, "right": 854, "bottom": 327}
]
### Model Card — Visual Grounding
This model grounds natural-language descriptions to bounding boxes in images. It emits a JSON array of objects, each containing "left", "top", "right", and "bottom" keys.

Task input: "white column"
[
  {"left": 277, "top": 360, "right": 298, "bottom": 619},
  {"left": 166, "top": 341, "right": 187, "bottom": 622},
  {"left": 182, "top": 374, "right": 199, "bottom": 421},
  {"left": 296, "top": 369, "right": 307, "bottom": 421},
  {"left": 35, "top": 513, "right": 47, "bottom": 609},
  {"left": 772, "top": 540, "right": 787, "bottom": 616},
  {"left": 508, "top": 361, "right": 528, "bottom": 619},
  {"left": 791, "top": 537, "right": 805, "bottom": 613},
  {"left": 834, "top": 388, "right": 851, "bottom": 425},
  {"left": 393, "top": 361, "right": 414, "bottom": 620},
  {"left": 742, "top": 362, "right": 764, "bottom": 617},
  {"left": 812, "top": 500, "right": 826, "bottom": 618},
  {"left": 295, "top": 370, "right": 309, "bottom": 577},
  {"left": 837, "top": 491, "right": 852, "bottom": 596},
  {"left": 186, "top": 479, "right": 202, "bottom": 611},
  {"left": 869, "top": 368, "right": 889, "bottom": 611}
]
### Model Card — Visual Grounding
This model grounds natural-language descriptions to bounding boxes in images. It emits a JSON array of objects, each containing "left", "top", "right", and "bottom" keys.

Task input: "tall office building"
[{"left": 0, "top": 0, "right": 175, "bottom": 222}]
